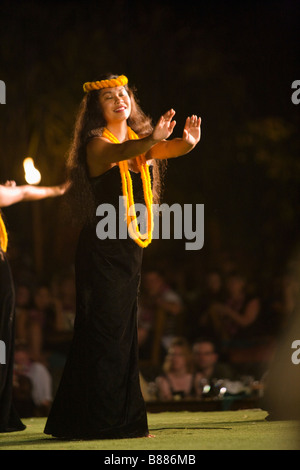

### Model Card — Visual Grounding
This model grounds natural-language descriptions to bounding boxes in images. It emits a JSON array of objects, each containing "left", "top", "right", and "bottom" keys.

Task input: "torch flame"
[{"left": 23, "top": 157, "right": 41, "bottom": 185}]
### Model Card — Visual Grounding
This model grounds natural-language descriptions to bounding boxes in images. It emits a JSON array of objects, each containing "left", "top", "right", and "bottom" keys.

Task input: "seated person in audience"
[
  {"left": 138, "top": 270, "right": 184, "bottom": 359},
  {"left": 192, "top": 338, "right": 237, "bottom": 381},
  {"left": 155, "top": 337, "right": 203, "bottom": 401},
  {"left": 14, "top": 345, "right": 52, "bottom": 416},
  {"left": 208, "top": 273, "right": 261, "bottom": 344}
]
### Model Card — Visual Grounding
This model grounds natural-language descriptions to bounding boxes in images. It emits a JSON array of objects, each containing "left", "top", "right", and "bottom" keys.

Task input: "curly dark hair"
[{"left": 66, "top": 74, "right": 167, "bottom": 225}]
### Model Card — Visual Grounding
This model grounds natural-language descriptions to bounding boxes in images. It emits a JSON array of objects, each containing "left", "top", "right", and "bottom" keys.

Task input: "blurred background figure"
[
  {"left": 138, "top": 270, "right": 184, "bottom": 369},
  {"left": 208, "top": 273, "right": 261, "bottom": 345},
  {"left": 192, "top": 338, "right": 237, "bottom": 381},
  {"left": 155, "top": 337, "right": 203, "bottom": 401},
  {"left": 13, "top": 344, "right": 52, "bottom": 417},
  {"left": 260, "top": 255, "right": 300, "bottom": 432}
]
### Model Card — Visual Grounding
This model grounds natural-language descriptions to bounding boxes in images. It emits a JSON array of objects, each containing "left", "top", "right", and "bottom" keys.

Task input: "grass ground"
[{"left": 0, "top": 409, "right": 299, "bottom": 451}]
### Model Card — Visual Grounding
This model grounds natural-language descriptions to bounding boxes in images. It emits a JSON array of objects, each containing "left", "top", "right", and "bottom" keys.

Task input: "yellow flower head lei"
[
  {"left": 83, "top": 75, "right": 153, "bottom": 248},
  {"left": 0, "top": 212, "right": 8, "bottom": 252},
  {"left": 83, "top": 75, "right": 128, "bottom": 93}
]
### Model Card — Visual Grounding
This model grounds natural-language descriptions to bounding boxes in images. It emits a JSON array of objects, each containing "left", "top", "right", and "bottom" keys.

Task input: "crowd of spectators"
[{"left": 10, "top": 252, "right": 300, "bottom": 417}]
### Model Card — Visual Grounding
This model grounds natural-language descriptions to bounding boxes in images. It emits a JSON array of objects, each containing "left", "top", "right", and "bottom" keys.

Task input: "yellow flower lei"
[
  {"left": 0, "top": 213, "right": 8, "bottom": 252},
  {"left": 83, "top": 75, "right": 128, "bottom": 93},
  {"left": 102, "top": 127, "right": 153, "bottom": 248}
]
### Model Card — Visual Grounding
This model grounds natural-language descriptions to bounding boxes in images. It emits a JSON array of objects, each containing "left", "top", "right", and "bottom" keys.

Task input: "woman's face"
[
  {"left": 168, "top": 346, "right": 187, "bottom": 371},
  {"left": 99, "top": 85, "right": 131, "bottom": 124}
]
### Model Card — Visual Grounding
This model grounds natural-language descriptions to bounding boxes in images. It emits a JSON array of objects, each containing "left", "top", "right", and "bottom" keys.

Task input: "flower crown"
[{"left": 83, "top": 75, "right": 128, "bottom": 93}]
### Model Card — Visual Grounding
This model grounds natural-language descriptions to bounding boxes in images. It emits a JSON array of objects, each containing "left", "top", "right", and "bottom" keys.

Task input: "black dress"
[
  {"left": 0, "top": 252, "right": 26, "bottom": 432},
  {"left": 44, "top": 166, "right": 149, "bottom": 439}
]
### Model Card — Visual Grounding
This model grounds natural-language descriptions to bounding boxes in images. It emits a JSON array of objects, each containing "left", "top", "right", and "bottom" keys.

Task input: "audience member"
[
  {"left": 9, "top": 251, "right": 290, "bottom": 411},
  {"left": 192, "top": 338, "right": 237, "bottom": 381},
  {"left": 207, "top": 273, "right": 261, "bottom": 346},
  {"left": 13, "top": 345, "right": 52, "bottom": 417},
  {"left": 155, "top": 337, "right": 203, "bottom": 401},
  {"left": 138, "top": 270, "right": 184, "bottom": 361}
]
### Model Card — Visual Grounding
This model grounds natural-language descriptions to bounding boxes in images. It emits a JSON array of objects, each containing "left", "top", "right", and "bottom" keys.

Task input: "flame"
[{"left": 23, "top": 157, "right": 41, "bottom": 185}]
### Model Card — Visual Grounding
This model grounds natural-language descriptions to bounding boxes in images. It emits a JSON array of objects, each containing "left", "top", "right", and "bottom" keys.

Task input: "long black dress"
[
  {"left": 0, "top": 252, "right": 26, "bottom": 432},
  {"left": 44, "top": 166, "right": 149, "bottom": 439}
]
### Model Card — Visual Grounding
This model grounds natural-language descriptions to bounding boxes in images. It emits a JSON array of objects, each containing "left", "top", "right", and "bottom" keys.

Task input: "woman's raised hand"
[
  {"left": 152, "top": 109, "right": 176, "bottom": 141},
  {"left": 182, "top": 115, "right": 201, "bottom": 146}
]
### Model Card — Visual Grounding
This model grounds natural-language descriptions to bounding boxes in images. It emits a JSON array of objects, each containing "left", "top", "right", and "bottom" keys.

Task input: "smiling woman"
[
  {"left": 66, "top": 74, "right": 166, "bottom": 225},
  {"left": 44, "top": 73, "right": 201, "bottom": 440}
]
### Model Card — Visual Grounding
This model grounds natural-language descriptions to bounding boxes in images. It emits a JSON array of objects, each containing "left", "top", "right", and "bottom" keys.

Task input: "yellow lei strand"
[
  {"left": 102, "top": 127, "right": 153, "bottom": 248},
  {"left": 0, "top": 213, "right": 8, "bottom": 252}
]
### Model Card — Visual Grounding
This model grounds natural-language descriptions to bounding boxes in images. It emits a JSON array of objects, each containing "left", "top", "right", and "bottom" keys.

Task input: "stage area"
[{"left": 0, "top": 409, "right": 299, "bottom": 450}]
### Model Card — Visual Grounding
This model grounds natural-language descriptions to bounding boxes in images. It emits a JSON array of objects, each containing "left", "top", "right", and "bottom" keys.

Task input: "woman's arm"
[
  {"left": 224, "top": 298, "right": 261, "bottom": 328},
  {"left": 0, "top": 183, "right": 67, "bottom": 208},
  {"left": 86, "top": 109, "right": 176, "bottom": 176},
  {"left": 146, "top": 115, "right": 201, "bottom": 160}
]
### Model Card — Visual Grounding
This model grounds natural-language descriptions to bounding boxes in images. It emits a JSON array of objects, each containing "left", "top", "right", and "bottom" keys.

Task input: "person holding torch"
[{"left": 0, "top": 177, "right": 66, "bottom": 432}]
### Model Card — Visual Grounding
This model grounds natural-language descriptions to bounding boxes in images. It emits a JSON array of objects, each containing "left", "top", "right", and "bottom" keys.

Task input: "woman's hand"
[
  {"left": 182, "top": 115, "right": 201, "bottom": 146},
  {"left": 4, "top": 180, "right": 17, "bottom": 187},
  {"left": 145, "top": 113, "right": 202, "bottom": 161},
  {"left": 57, "top": 181, "right": 71, "bottom": 195},
  {"left": 152, "top": 109, "right": 176, "bottom": 142}
]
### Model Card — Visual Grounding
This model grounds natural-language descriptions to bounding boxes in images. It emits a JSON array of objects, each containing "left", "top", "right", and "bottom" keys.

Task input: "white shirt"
[{"left": 26, "top": 362, "right": 52, "bottom": 406}]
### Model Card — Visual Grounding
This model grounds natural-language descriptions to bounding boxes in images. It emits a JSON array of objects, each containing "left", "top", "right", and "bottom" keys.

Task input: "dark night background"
[{"left": 0, "top": 0, "right": 299, "bottom": 293}]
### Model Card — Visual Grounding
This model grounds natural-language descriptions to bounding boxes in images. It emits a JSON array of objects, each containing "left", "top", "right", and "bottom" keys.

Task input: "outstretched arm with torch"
[
  {"left": 0, "top": 180, "right": 66, "bottom": 207},
  {"left": 0, "top": 157, "right": 68, "bottom": 208}
]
